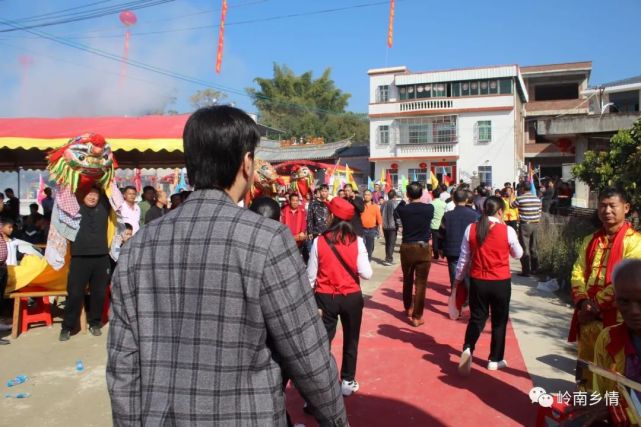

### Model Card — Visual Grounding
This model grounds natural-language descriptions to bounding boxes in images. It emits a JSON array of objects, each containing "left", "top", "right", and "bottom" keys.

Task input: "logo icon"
[{"left": 529, "top": 387, "right": 554, "bottom": 408}]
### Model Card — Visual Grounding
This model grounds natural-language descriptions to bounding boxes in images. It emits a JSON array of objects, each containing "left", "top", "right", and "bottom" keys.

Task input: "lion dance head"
[
  {"left": 290, "top": 165, "right": 314, "bottom": 199},
  {"left": 47, "top": 133, "right": 116, "bottom": 194},
  {"left": 250, "top": 158, "right": 283, "bottom": 200}
]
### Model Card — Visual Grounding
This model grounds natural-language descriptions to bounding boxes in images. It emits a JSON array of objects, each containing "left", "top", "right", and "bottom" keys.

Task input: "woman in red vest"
[
  {"left": 307, "top": 196, "right": 373, "bottom": 396},
  {"left": 454, "top": 196, "right": 523, "bottom": 375}
]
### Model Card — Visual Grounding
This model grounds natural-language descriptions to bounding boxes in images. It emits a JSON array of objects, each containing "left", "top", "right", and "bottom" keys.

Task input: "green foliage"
[
  {"left": 572, "top": 118, "right": 641, "bottom": 210},
  {"left": 190, "top": 89, "right": 227, "bottom": 110},
  {"left": 538, "top": 215, "right": 596, "bottom": 291},
  {"left": 247, "top": 64, "right": 369, "bottom": 143}
]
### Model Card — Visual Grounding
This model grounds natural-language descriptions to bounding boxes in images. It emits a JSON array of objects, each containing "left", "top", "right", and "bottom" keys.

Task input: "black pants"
[
  {"left": 363, "top": 228, "right": 378, "bottom": 262},
  {"left": 518, "top": 221, "right": 540, "bottom": 274},
  {"left": 63, "top": 255, "right": 111, "bottom": 331},
  {"left": 463, "top": 278, "right": 511, "bottom": 362},
  {"left": 315, "top": 292, "right": 364, "bottom": 381},
  {"left": 383, "top": 229, "right": 397, "bottom": 262},
  {"left": 431, "top": 229, "right": 441, "bottom": 259}
]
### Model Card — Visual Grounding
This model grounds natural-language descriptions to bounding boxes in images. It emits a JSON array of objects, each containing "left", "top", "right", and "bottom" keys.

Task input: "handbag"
[{"left": 323, "top": 236, "right": 360, "bottom": 285}]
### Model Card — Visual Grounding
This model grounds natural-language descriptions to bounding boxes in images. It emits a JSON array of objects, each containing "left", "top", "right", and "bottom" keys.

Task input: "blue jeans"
[{"left": 363, "top": 228, "right": 378, "bottom": 261}]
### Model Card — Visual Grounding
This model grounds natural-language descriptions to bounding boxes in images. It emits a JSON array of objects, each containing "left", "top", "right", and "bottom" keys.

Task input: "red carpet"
[{"left": 286, "top": 259, "right": 537, "bottom": 426}]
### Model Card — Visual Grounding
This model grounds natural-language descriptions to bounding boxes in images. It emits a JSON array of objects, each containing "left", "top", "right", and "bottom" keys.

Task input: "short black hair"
[
  {"left": 406, "top": 181, "right": 423, "bottom": 200},
  {"left": 183, "top": 106, "right": 260, "bottom": 190},
  {"left": 170, "top": 193, "right": 181, "bottom": 201},
  {"left": 432, "top": 188, "right": 441, "bottom": 199},
  {"left": 29, "top": 203, "right": 38, "bottom": 210},
  {"left": 4, "top": 188, "right": 14, "bottom": 195},
  {"left": 1, "top": 217, "right": 15, "bottom": 226},
  {"left": 124, "top": 223, "right": 133, "bottom": 231},
  {"left": 289, "top": 193, "right": 299, "bottom": 201},
  {"left": 44, "top": 187, "right": 52, "bottom": 196},
  {"left": 142, "top": 186, "right": 155, "bottom": 194},
  {"left": 249, "top": 197, "right": 281, "bottom": 221},
  {"left": 453, "top": 189, "right": 468, "bottom": 204},
  {"left": 180, "top": 190, "right": 192, "bottom": 201},
  {"left": 343, "top": 183, "right": 354, "bottom": 190},
  {"left": 319, "top": 184, "right": 329, "bottom": 191},
  {"left": 124, "top": 186, "right": 137, "bottom": 193},
  {"left": 598, "top": 187, "right": 629, "bottom": 204},
  {"left": 388, "top": 190, "right": 396, "bottom": 199},
  {"left": 0, "top": 193, "right": 4, "bottom": 199},
  {"left": 426, "top": 184, "right": 433, "bottom": 191}
]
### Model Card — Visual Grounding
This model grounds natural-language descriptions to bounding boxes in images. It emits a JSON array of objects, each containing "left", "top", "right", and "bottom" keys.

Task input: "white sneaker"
[
  {"left": 487, "top": 360, "right": 508, "bottom": 371},
  {"left": 458, "top": 348, "right": 472, "bottom": 376},
  {"left": 341, "top": 379, "right": 359, "bottom": 396}
]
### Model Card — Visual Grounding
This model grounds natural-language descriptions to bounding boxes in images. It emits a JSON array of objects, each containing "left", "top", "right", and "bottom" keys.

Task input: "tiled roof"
[
  {"left": 255, "top": 139, "right": 352, "bottom": 162},
  {"left": 337, "top": 145, "right": 370, "bottom": 157},
  {"left": 520, "top": 61, "right": 592, "bottom": 74}
]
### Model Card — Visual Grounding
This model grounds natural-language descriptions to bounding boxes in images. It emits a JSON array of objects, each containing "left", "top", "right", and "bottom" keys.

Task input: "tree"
[
  {"left": 190, "top": 89, "right": 227, "bottom": 110},
  {"left": 573, "top": 118, "right": 641, "bottom": 211},
  {"left": 246, "top": 64, "right": 369, "bottom": 143}
]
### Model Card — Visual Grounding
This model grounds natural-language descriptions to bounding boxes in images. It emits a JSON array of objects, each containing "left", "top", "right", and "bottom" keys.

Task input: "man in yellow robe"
[{"left": 570, "top": 188, "right": 641, "bottom": 390}]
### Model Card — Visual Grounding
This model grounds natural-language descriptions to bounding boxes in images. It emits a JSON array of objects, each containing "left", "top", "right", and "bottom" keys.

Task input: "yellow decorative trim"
[{"left": 0, "top": 137, "right": 184, "bottom": 152}]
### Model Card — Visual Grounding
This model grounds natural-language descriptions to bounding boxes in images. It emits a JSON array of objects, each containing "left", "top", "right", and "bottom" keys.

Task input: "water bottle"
[
  {"left": 6, "top": 375, "right": 28, "bottom": 387},
  {"left": 76, "top": 360, "right": 84, "bottom": 372}
]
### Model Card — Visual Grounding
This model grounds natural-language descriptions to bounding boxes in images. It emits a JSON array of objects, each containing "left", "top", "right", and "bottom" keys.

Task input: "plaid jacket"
[{"left": 107, "top": 189, "right": 347, "bottom": 426}]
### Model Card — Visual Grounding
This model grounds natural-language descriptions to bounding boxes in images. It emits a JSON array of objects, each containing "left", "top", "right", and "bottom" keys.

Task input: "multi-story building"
[
  {"left": 368, "top": 65, "right": 529, "bottom": 190},
  {"left": 521, "top": 61, "right": 592, "bottom": 179}
]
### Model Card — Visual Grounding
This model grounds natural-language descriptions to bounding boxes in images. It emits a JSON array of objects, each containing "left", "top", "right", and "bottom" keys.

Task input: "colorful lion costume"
[
  {"left": 7, "top": 133, "right": 124, "bottom": 293},
  {"left": 290, "top": 165, "right": 315, "bottom": 200},
  {"left": 245, "top": 159, "right": 285, "bottom": 205}
]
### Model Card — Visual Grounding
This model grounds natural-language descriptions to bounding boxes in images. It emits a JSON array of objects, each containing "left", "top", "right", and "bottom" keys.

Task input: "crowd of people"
[{"left": 1, "top": 105, "right": 640, "bottom": 424}]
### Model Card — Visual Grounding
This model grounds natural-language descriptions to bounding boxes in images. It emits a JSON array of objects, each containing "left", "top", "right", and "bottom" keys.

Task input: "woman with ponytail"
[
  {"left": 307, "top": 197, "right": 372, "bottom": 396},
  {"left": 454, "top": 196, "right": 523, "bottom": 375}
]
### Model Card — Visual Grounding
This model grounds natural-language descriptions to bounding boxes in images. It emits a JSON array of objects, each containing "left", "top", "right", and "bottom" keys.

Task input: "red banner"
[
  {"left": 215, "top": 0, "right": 228, "bottom": 74},
  {"left": 387, "top": 0, "right": 395, "bottom": 48}
]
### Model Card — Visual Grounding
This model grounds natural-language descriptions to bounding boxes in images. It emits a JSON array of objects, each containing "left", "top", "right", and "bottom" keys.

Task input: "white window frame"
[
  {"left": 478, "top": 166, "right": 492, "bottom": 187},
  {"left": 378, "top": 125, "right": 390, "bottom": 145},
  {"left": 377, "top": 85, "right": 390, "bottom": 103},
  {"left": 475, "top": 120, "right": 492, "bottom": 143}
]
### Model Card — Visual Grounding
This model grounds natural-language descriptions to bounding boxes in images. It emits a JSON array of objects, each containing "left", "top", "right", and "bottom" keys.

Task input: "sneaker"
[
  {"left": 59, "top": 329, "right": 71, "bottom": 342},
  {"left": 458, "top": 348, "right": 472, "bottom": 376},
  {"left": 0, "top": 338, "right": 9, "bottom": 345},
  {"left": 383, "top": 261, "right": 392, "bottom": 266},
  {"left": 487, "top": 360, "right": 508, "bottom": 371},
  {"left": 88, "top": 325, "right": 102, "bottom": 337},
  {"left": 341, "top": 379, "right": 359, "bottom": 396}
]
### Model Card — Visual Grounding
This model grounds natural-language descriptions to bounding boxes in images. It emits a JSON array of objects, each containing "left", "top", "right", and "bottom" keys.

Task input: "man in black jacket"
[
  {"left": 342, "top": 184, "right": 364, "bottom": 237},
  {"left": 442, "top": 189, "right": 479, "bottom": 288},
  {"left": 60, "top": 186, "right": 112, "bottom": 341}
]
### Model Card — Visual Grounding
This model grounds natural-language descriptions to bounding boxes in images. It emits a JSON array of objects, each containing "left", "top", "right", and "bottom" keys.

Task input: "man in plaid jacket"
[{"left": 107, "top": 106, "right": 347, "bottom": 426}]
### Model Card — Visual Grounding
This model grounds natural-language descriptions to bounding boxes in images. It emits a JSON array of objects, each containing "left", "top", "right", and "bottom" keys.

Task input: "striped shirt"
[{"left": 513, "top": 194, "right": 542, "bottom": 223}]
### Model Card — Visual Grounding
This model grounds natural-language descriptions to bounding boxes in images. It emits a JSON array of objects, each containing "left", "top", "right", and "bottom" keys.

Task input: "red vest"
[
  {"left": 469, "top": 222, "right": 511, "bottom": 281},
  {"left": 315, "top": 235, "right": 360, "bottom": 296}
]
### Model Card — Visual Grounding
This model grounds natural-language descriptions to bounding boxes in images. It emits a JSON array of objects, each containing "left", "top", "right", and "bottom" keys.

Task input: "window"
[
  {"left": 489, "top": 80, "right": 498, "bottom": 94},
  {"left": 478, "top": 166, "right": 492, "bottom": 188},
  {"left": 433, "top": 83, "right": 446, "bottom": 98},
  {"left": 378, "top": 125, "right": 390, "bottom": 144},
  {"left": 377, "top": 85, "right": 389, "bottom": 102},
  {"left": 480, "top": 81, "right": 489, "bottom": 95},
  {"left": 408, "top": 168, "right": 428, "bottom": 184},
  {"left": 499, "top": 78, "right": 512, "bottom": 94},
  {"left": 389, "top": 171, "right": 398, "bottom": 188},
  {"left": 397, "top": 115, "right": 458, "bottom": 145},
  {"left": 452, "top": 82, "right": 461, "bottom": 97},
  {"left": 408, "top": 123, "right": 430, "bottom": 144},
  {"left": 477, "top": 121, "right": 492, "bottom": 142},
  {"left": 534, "top": 83, "right": 579, "bottom": 101}
]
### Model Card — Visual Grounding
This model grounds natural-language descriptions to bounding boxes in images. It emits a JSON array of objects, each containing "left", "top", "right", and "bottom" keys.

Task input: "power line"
[
  {"left": 2, "top": 0, "right": 401, "bottom": 40},
  {"left": 0, "top": 17, "right": 360, "bottom": 118},
  {"left": 0, "top": 0, "right": 176, "bottom": 33}
]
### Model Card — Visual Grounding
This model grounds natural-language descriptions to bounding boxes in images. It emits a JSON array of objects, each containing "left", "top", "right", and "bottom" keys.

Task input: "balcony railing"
[
  {"left": 399, "top": 99, "right": 454, "bottom": 112},
  {"left": 397, "top": 143, "right": 459, "bottom": 157}
]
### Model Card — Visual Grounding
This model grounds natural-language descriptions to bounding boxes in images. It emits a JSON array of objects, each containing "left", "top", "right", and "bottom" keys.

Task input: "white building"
[{"left": 368, "top": 65, "right": 529, "bottom": 190}]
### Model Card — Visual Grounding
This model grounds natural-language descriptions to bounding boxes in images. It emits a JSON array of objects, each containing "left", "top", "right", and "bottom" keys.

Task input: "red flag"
[
  {"left": 385, "top": 169, "right": 392, "bottom": 193},
  {"left": 387, "top": 0, "right": 395, "bottom": 48},
  {"left": 215, "top": 0, "right": 228, "bottom": 74}
]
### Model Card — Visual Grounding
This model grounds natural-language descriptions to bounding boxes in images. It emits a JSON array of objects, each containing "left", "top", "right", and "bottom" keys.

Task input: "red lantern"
[
  {"left": 419, "top": 162, "right": 427, "bottom": 169},
  {"left": 391, "top": 163, "right": 398, "bottom": 170},
  {"left": 119, "top": 10, "right": 137, "bottom": 27}
]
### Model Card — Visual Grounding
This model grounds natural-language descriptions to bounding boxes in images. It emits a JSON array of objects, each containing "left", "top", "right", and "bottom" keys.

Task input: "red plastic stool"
[
  {"left": 535, "top": 400, "right": 577, "bottom": 426},
  {"left": 20, "top": 296, "right": 53, "bottom": 333},
  {"left": 101, "top": 285, "right": 111, "bottom": 325}
]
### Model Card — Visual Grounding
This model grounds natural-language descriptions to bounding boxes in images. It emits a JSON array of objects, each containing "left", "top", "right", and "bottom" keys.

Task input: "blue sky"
[{"left": 0, "top": 0, "right": 640, "bottom": 117}]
